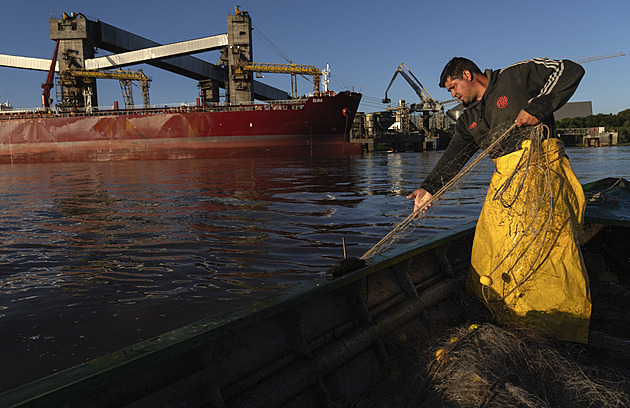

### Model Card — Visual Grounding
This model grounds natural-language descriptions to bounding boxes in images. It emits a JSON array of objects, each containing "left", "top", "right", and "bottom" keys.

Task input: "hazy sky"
[{"left": 1, "top": 0, "right": 628, "bottom": 115}]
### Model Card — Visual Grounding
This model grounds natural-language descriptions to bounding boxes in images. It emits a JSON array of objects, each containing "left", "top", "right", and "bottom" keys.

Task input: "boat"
[
  {"left": 0, "top": 91, "right": 362, "bottom": 163},
  {"left": 1, "top": 177, "right": 628, "bottom": 407}
]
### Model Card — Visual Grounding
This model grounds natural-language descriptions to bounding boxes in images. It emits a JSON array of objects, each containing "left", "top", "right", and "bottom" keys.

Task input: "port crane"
[
  {"left": 382, "top": 62, "right": 456, "bottom": 136},
  {"left": 41, "top": 40, "right": 60, "bottom": 109},
  {"left": 40, "top": 44, "right": 153, "bottom": 110},
  {"left": 3, "top": 9, "right": 298, "bottom": 110},
  {"left": 382, "top": 62, "right": 444, "bottom": 113},
  {"left": 60, "top": 68, "right": 151, "bottom": 109},
  {"left": 235, "top": 61, "right": 322, "bottom": 98}
]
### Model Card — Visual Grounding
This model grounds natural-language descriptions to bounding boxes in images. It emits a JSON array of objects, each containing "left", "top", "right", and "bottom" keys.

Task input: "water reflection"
[{"left": 0, "top": 146, "right": 628, "bottom": 391}]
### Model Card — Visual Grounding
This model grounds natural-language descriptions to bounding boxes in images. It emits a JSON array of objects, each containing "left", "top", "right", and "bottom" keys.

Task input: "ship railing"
[
  {"left": 0, "top": 99, "right": 309, "bottom": 120},
  {"left": 0, "top": 107, "right": 44, "bottom": 115},
  {"left": 199, "top": 99, "right": 306, "bottom": 112}
]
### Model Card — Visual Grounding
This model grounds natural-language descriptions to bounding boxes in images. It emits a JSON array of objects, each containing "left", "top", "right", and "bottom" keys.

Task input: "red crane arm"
[{"left": 41, "top": 40, "right": 60, "bottom": 109}]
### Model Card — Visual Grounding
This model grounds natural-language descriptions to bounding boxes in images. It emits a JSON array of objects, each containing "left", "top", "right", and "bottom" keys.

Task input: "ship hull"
[{"left": 0, "top": 92, "right": 362, "bottom": 163}]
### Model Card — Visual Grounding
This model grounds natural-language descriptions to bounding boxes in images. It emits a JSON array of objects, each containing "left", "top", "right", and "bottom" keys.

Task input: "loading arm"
[{"left": 382, "top": 62, "right": 442, "bottom": 112}]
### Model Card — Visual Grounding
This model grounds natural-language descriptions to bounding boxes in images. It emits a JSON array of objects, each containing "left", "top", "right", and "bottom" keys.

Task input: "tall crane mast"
[
  {"left": 546, "top": 52, "right": 626, "bottom": 64},
  {"left": 575, "top": 52, "right": 626, "bottom": 63}
]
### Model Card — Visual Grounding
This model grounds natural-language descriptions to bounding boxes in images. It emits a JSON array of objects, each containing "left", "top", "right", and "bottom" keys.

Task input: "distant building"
[
  {"left": 555, "top": 101, "right": 592, "bottom": 120},
  {"left": 0, "top": 100, "right": 13, "bottom": 111},
  {"left": 445, "top": 104, "right": 463, "bottom": 128}
]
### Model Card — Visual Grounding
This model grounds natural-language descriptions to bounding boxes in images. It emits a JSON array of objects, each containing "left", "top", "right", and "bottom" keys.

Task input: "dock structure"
[
  {"left": 350, "top": 106, "right": 451, "bottom": 152},
  {"left": 583, "top": 132, "right": 618, "bottom": 147},
  {"left": 580, "top": 126, "right": 618, "bottom": 147},
  {"left": 558, "top": 127, "right": 619, "bottom": 147},
  {"left": 0, "top": 9, "right": 290, "bottom": 110},
  {"left": 350, "top": 132, "right": 440, "bottom": 153},
  {"left": 355, "top": 63, "right": 457, "bottom": 153}
]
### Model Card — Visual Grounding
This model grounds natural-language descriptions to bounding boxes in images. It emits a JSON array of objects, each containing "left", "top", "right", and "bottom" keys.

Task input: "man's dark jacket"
[{"left": 421, "top": 58, "right": 585, "bottom": 194}]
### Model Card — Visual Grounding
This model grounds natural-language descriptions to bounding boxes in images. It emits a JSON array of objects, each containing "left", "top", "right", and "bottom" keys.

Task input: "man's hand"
[
  {"left": 514, "top": 109, "right": 540, "bottom": 127},
  {"left": 406, "top": 188, "right": 433, "bottom": 214}
]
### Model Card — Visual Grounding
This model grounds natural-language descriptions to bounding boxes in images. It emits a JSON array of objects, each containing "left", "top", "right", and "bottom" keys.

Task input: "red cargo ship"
[{"left": 0, "top": 91, "right": 362, "bottom": 163}]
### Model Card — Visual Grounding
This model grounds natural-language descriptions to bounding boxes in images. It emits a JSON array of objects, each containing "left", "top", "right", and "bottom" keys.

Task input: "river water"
[{"left": 1, "top": 146, "right": 628, "bottom": 391}]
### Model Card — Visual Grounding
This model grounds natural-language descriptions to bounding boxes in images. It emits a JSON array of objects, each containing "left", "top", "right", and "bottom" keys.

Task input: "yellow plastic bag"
[{"left": 467, "top": 138, "right": 591, "bottom": 343}]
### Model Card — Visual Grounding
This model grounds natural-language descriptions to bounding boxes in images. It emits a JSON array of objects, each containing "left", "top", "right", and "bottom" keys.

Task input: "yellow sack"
[{"left": 467, "top": 137, "right": 591, "bottom": 343}]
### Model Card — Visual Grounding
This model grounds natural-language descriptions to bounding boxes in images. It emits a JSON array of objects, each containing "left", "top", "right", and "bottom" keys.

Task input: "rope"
[{"left": 361, "top": 123, "right": 517, "bottom": 259}]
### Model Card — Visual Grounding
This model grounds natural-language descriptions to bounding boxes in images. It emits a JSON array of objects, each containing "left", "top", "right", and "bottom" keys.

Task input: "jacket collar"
[{"left": 463, "top": 69, "right": 496, "bottom": 111}]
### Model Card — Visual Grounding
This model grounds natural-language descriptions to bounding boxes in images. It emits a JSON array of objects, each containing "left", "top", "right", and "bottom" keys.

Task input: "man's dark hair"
[{"left": 439, "top": 57, "right": 483, "bottom": 88}]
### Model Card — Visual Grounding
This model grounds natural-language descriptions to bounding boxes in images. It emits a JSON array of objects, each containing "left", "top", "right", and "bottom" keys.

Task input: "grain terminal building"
[
  {"left": 446, "top": 101, "right": 593, "bottom": 124},
  {"left": 555, "top": 101, "right": 593, "bottom": 120}
]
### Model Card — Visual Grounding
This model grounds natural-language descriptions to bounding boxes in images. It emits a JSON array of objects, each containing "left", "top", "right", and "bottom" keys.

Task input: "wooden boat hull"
[{"left": 1, "top": 178, "right": 629, "bottom": 407}]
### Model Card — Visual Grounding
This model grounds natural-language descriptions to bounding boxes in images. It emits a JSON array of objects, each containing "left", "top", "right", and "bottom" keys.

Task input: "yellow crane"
[
  {"left": 234, "top": 62, "right": 321, "bottom": 98},
  {"left": 61, "top": 68, "right": 152, "bottom": 109}
]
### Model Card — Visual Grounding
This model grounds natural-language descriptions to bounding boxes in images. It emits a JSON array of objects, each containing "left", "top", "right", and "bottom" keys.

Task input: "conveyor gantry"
[{"left": 0, "top": 10, "right": 290, "bottom": 109}]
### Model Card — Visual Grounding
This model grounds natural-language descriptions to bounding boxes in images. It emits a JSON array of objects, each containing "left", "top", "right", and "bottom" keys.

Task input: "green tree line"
[{"left": 556, "top": 109, "right": 630, "bottom": 144}]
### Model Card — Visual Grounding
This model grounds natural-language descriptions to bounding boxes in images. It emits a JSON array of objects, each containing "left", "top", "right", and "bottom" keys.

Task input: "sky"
[{"left": 0, "top": 0, "right": 628, "bottom": 115}]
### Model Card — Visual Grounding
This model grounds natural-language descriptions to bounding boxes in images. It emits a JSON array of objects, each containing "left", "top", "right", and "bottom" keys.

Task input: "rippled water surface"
[{"left": 1, "top": 146, "right": 628, "bottom": 390}]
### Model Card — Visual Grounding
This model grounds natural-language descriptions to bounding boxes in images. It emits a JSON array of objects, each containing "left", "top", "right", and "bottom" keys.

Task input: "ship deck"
[{"left": 0, "top": 98, "right": 307, "bottom": 120}]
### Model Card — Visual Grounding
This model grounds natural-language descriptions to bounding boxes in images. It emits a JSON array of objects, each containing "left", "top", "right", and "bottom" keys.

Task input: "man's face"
[{"left": 444, "top": 71, "right": 477, "bottom": 104}]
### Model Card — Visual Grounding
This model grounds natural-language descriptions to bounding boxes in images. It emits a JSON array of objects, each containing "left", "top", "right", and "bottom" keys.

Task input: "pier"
[
  {"left": 558, "top": 127, "right": 619, "bottom": 147},
  {"left": 349, "top": 103, "right": 452, "bottom": 152},
  {"left": 350, "top": 132, "right": 448, "bottom": 152}
]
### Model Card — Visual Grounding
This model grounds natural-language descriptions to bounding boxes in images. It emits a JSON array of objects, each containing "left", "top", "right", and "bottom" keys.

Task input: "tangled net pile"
[{"left": 429, "top": 324, "right": 630, "bottom": 408}]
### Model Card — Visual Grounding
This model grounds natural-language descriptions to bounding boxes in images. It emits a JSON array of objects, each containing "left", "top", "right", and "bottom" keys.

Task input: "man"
[{"left": 407, "top": 57, "right": 591, "bottom": 343}]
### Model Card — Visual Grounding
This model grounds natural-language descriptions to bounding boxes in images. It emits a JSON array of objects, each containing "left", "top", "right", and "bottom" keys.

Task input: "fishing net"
[
  {"left": 428, "top": 323, "right": 630, "bottom": 408},
  {"left": 354, "top": 125, "right": 626, "bottom": 405},
  {"left": 361, "top": 123, "right": 592, "bottom": 342},
  {"left": 356, "top": 303, "right": 629, "bottom": 408},
  {"left": 361, "top": 123, "right": 520, "bottom": 259},
  {"left": 467, "top": 125, "right": 591, "bottom": 343},
  {"left": 475, "top": 124, "right": 571, "bottom": 303}
]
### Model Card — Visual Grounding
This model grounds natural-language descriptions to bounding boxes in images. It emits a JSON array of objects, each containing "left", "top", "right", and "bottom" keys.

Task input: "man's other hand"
[
  {"left": 406, "top": 188, "right": 433, "bottom": 214},
  {"left": 514, "top": 109, "right": 541, "bottom": 127}
]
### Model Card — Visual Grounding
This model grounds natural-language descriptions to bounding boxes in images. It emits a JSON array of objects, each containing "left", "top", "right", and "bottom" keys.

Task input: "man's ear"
[{"left": 462, "top": 70, "right": 473, "bottom": 81}]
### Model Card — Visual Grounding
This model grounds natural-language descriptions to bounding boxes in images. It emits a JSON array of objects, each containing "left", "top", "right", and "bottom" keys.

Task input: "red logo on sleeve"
[
  {"left": 496, "top": 96, "right": 508, "bottom": 108},
  {"left": 469, "top": 122, "right": 477, "bottom": 129}
]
